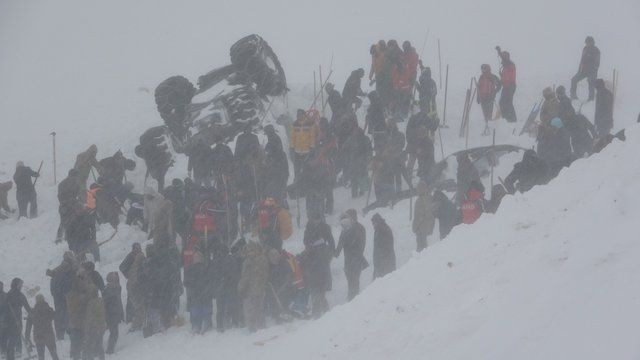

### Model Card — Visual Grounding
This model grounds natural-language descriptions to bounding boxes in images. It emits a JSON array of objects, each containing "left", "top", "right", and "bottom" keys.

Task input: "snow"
[{"left": 1, "top": 0, "right": 640, "bottom": 359}]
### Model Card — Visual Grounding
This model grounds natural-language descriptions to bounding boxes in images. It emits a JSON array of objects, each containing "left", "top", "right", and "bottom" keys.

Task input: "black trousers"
[
  {"left": 571, "top": 69, "right": 597, "bottom": 100},
  {"left": 17, "top": 191, "right": 37, "bottom": 218},
  {"left": 106, "top": 323, "right": 119, "bottom": 353},
  {"left": 499, "top": 85, "right": 517, "bottom": 122}
]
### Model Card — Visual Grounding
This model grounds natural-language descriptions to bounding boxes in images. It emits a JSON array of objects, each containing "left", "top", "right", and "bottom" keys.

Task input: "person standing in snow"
[
  {"left": 73, "top": 145, "right": 100, "bottom": 198},
  {"left": 570, "top": 36, "right": 600, "bottom": 101},
  {"left": 46, "top": 251, "right": 78, "bottom": 340},
  {"left": 119, "top": 243, "right": 145, "bottom": 331},
  {"left": 13, "top": 161, "right": 39, "bottom": 219},
  {"left": 371, "top": 213, "right": 395, "bottom": 279},
  {"left": 290, "top": 109, "right": 317, "bottom": 183},
  {"left": 365, "top": 91, "right": 388, "bottom": 151},
  {"left": 325, "top": 82, "right": 345, "bottom": 127},
  {"left": 495, "top": 46, "right": 517, "bottom": 122},
  {"left": 103, "top": 272, "right": 124, "bottom": 354},
  {"left": 237, "top": 241, "right": 269, "bottom": 333},
  {"left": 342, "top": 68, "right": 367, "bottom": 111},
  {"left": 539, "top": 87, "right": 560, "bottom": 129},
  {"left": 413, "top": 181, "right": 437, "bottom": 252},
  {"left": 186, "top": 139, "right": 214, "bottom": 187},
  {"left": 0, "top": 180, "right": 14, "bottom": 219},
  {"left": 477, "top": 64, "right": 501, "bottom": 123},
  {"left": 335, "top": 209, "right": 368, "bottom": 301},
  {"left": 5, "top": 278, "right": 31, "bottom": 360},
  {"left": 302, "top": 212, "right": 335, "bottom": 318},
  {"left": 594, "top": 78, "right": 614, "bottom": 138},
  {"left": 26, "top": 294, "right": 59, "bottom": 360}
]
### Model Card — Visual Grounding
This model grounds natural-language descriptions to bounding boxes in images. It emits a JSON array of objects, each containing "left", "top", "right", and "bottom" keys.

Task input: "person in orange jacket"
[{"left": 290, "top": 109, "right": 317, "bottom": 181}]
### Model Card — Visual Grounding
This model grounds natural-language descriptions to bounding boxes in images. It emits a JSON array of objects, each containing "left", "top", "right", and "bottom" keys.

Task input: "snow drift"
[{"left": 109, "top": 129, "right": 639, "bottom": 359}]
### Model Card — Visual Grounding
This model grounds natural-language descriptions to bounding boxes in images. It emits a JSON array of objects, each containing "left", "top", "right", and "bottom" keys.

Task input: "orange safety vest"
[{"left": 86, "top": 188, "right": 98, "bottom": 210}]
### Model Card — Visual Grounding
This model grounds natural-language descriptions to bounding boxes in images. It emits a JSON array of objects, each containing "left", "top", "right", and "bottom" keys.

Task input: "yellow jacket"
[{"left": 290, "top": 117, "right": 317, "bottom": 154}]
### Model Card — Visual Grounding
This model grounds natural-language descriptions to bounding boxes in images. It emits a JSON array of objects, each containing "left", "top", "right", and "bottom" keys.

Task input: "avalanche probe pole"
[
  {"left": 490, "top": 129, "right": 496, "bottom": 190},
  {"left": 32, "top": 161, "right": 44, "bottom": 187},
  {"left": 437, "top": 39, "right": 442, "bottom": 90},
  {"left": 319, "top": 66, "right": 325, "bottom": 116},
  {"left": 442, "top": 64, "right": 449, "bottom": 128},
  {"left": 50, "top": 132, "right": 57, "bottom": 184},
  {"left": 222, "top": 176, "right": 233, "bottom": 246}
]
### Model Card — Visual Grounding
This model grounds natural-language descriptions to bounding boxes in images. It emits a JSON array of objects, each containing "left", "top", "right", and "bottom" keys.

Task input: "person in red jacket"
[
  {"left": 477, "top": 64, "right": 502, "bottom": 125},
  {"left": 495, "top": 46, "right": 517, "bottom": 122},
  {"left": 461, "top": 181, "right": 485, "bottom": 224}
]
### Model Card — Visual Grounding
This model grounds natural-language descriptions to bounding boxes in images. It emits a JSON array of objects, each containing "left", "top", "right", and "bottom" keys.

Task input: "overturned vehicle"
[{"left": 144, "top": 34, "right": 286, "bottom": 152}]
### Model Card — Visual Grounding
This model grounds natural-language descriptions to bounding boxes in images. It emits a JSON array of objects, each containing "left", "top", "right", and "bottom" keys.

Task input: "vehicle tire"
[
  {"left": 154, "top": 76, "right": 196, "bottom": 139},
  {"left": 230, "top": 34, "right": 287, "bottom": 97}
]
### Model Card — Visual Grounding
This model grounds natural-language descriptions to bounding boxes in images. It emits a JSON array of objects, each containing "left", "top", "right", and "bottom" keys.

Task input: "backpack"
[
  {"left": 192, "top": 200, "right": 216, "bottom": 234},
  {"left": 277, "top": 208, "right": 293, "bottom": 241}
]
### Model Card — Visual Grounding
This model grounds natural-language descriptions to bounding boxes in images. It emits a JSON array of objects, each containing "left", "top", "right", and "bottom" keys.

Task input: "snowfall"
[{"left": 1, "top": 0, "right": 640, "bottom": 359}]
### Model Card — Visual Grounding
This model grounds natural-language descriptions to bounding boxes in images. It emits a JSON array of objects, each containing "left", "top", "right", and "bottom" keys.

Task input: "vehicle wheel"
[
  {"left": 154, "top": 76, "right": 196, "bottom": 139},
  {"left": 230, "top": 34, "right": 287, "bottom": 97}
]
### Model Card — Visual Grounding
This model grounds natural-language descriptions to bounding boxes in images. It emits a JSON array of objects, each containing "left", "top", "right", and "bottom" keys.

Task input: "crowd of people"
[{"left": 0, "top": 35, "right": 630, "bottom": 360}]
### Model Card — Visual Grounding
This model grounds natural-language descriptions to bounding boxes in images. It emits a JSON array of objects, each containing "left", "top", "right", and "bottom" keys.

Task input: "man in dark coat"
[
  {"left": 302, "top": 213, "right": 335, "bottom": 318},
  {"left": 46, "top": 251, "right": 77, "bottom": 340},
  {"left": 343, "top": 127, "right": 373, "bottom": 199},
  {"left": 26, "top": 294, "right": 59, "bottom": 360},
  {"left": 325, "top": 82, "right": 344, "bottom": 127},
  {"left": 163, "top": 179, "right": 189, "bottom": 244},
  {"left": 0, "top": 181, "right": 13, "bottom": 219},
  {"left": 263, "top": 125, "right": 289, "bottom": 204},
  {"left": 504, "top": 150, "right": 548, "bottom": 194},
  {"left": 455, "top": 153, "right": 480, "bottom": 205},
  {"left": 56, "top": 169, "right": 81, "bottom": 242},
  {"left": 496, "top": 46, "right": 517, "bottom": 122},
  {"left": 0, "top": 281, "right": 7, "bottom": 356},
  {"left": 415, "top": 127, "right": 436, "bottom": 183},
  {"left": 335, "top": 209, "right": 367, "bottom": 301},
  {"left": 211, "top": 136, "right": 234, "bottom": 181},
  {"left": 235, "top": 125, "right": 262, "bottom": 231},
  {"left": 537, "top": 118, "right": 573, "bottom": 178},
  {"left": 594, "top": 79, "right": 614, "bottom": 138},
  {"left": 417, "top": 66, "right": 438, "bottom": 113},
  {"left": 5, "top": 278, "right": 31, "bottom": 360},
  {"left": 187, "top": 139, "right": 214, "bottom": 187},
  {"left": 342, "top": 68, "right": 366, "bottom": 111},
  {"left": 135, "top": 126, "right": 174, "bottom": 191},
  {"left": 406, "top": 109, "right": 438, "bottom": 173},
  {"left": 556, "top": 86, "right": 596, "bottom": 157},
  {"left": 13, "top": 161, "right": 39, "bottom": 219},
  {"left": 365, "top": 91, "right": 388, "bottom": 151},
  {"left": 97, "top": 150, "right": 136, "bottom": 194},
  {"left": 371, "top": 213, "right": 395, "bottom": 279},
  {"left": 570, "top": 36, "right": 600, "bottom": 101}
]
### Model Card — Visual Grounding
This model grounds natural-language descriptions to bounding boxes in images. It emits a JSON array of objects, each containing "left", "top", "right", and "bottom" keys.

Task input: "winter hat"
[
  {"left": 325, "top": 82, "right": 334, "bottom": 90},
  {"left": 36, "top": 294, "right": 45, "bottom": 304},
  {"left": 264, "top": 124, "right": 277, "bottom": 134},
  {"left": 371, "top": 213, "right": 383, "bottom": 224},
  {"left": 550, "top": 117, "right": 564, "bottom": 129},
  {"left": 481, "top": 64, "right": 491, "bottom": 73},
  {"left": 16, "top": 161, "right": 24, "bottom": 168},
  {"left": 106, "top": 272, "right": 120, "bottom": 285},
  {"left": 556, "top": 85, "right": 566, "bottom": 98},
  {"left": 585, "top": 36, "right": 595, "bottom": 45},
  {"left": 542, "top": 87, "right": 554, "bottom": 99},
  {"left": 340, "top": 215, "right": 353, "bottom": 229}
]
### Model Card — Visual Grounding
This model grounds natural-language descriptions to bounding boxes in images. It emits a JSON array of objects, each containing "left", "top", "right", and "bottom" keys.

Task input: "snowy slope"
[
  {"left": 108, "top": 126, "right": 640, "bottom": 360},
  {"left": 1, "top": 0, "right": 640, "bottom": 359}
]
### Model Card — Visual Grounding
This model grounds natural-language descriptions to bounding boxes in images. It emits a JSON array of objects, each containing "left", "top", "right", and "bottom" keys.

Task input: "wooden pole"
[
  {"left": 313, "top": 71, "right": 317, "bottom": 109},
  {"left": 442, "top": 64, "right": 449, "bottom": 127},
  {"left": 319, "top": 66, "right": 325, "bottom": 117},
  {"left": 437, "top": 39, "right": 442, "bottom": 90},
  {"left": 490, "top": 129, "right": 496, "bottom": 191},
  {"left": 50, "top": 132, "right": 57, "bottom": 184}
]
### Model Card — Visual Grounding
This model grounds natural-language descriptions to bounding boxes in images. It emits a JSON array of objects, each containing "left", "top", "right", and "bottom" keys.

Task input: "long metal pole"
[
  {"left": 50, "top": 132, "right": 57, "bottom": 184},
  {"left": 437, "top": 39, "right": 442, "bottom": 89}
]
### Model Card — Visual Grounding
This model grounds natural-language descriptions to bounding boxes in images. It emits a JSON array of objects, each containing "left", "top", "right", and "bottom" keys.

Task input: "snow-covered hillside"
[
  {"left": 1, "top": 0, "right": 640, "bottom": 359},
  {"left": 107, "top": 125, "right": 638, "bottom": 360}
]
